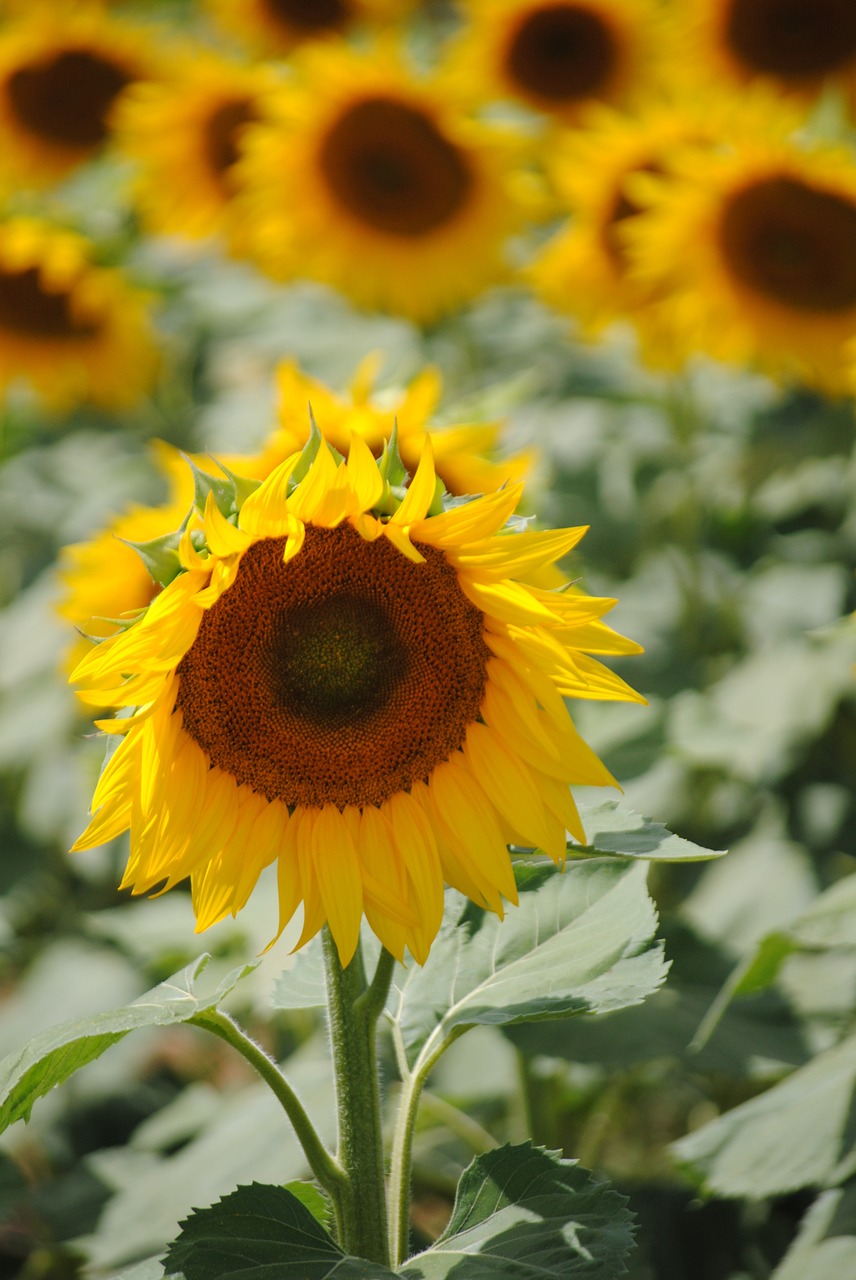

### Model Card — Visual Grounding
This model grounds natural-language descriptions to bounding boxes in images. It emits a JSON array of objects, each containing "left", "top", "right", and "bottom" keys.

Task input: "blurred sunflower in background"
[
  {"left": 272, "top": 355, "right": 533, "bottom": 495},
  {"left": 204, "top": 0, "right": 412, "bottom": 55},
  {"left": 681, "top": 0, "right": 856, "bottom": 109},
  {"left": 71, "top": 424, "right": 642, "bottom": 966},
  {"left": 0, "top": 4, "right": 149, "bottom": 187},
  {"left": 449, "top": 0, "right": 663, "bottom": 123},
  {"left": 530, "top": 86, "right": 800, "bottom": 361},
  {"left": 235, "top": 41, "right": 530, "bottom": 322},
  {"left": 114, "top": 50, "right": 277, "bottom": 241},
  {"left": 0, "top": 217, "right": 158, "bottom": 410},
  {"left": 624, "top": 130, "right": 856, "bottom": 389}
]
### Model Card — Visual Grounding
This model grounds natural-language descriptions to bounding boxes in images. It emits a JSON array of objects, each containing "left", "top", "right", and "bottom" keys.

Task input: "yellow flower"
[
  {"left": 680, "top": 0, "right": 856, "bottom": 107},
  {"left": 529, "top": 88, "right": 800, "bottom": 354},
  {"left": 0, "top": 218, "right": 158, "bottom": 410},
  {"left": 113, "top": 51, "right": 277, "bottom": 242},
  {"left": 624, "top": 132, "right": 856, "bottom": 390},
  {"left": 234, "top": 42, "right": 529, "bottom": 322},
  {"left": 204, "top": 0, "right": 412, "bottom": 55},
  {"left": 0, "top": 6, "right": 150, "bottom": 186},
  {"left": 449, "top": 0, "right": 665, "bottom": 123},
  {"left": 71, "top": 428, "right": 643, "bottom": 966},
  {"left": 271, "top": 356, "right": 533, "bottom": 496}
]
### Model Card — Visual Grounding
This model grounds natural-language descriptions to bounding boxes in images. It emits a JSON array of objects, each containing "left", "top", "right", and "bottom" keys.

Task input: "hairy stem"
[{"left": 322, "top": 929, "right": 395, "bottom": 1265}]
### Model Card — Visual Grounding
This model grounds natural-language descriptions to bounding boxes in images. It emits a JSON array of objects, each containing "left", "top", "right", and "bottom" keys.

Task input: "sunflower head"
[
  {"left": 0, "top": 217, "right": 158, "bottom": 410},
  {"left": 113, "top": 51, "right": 275, "bottom": 240},
  {"left": 0, "top": 8, "right": 150, "bottom": 185},
  {"left": 682, "top": 0, "right": 856, "bottom": 102},
  {"left": 623, "top": 131, "right": 856, "bottom": 388},
  {"left": 448, "top": 0, "right": 665, "bottom": 123},
  {"left": 71, "top": 407, "right": 642, "bottom": 966},
  {"left": 233, "top": 41, "right": 529, "bottom": 322}
]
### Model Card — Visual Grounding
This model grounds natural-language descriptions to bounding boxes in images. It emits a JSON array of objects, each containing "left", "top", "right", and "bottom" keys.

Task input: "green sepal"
[
  {"left": 288, "top": 407, "right": 324, "bottom": 488},
  {"left": 119, "top": 525, "right": 186, "bottom": 589},
  {"left": 378, "top": 420, "right": 407, "bottom": 488},
  {"left": 208, "top": 457, "right": 261, "bottom": 513},
  {"left": 183, "top": 455, "right": 238, "bottom": 520}
]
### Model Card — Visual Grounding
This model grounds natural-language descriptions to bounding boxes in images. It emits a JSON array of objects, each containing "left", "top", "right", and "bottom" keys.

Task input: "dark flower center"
[
  {"left": 176, "top": 524, "right": 490, "bottom": 808},
  {"left": 0, "top": 266, "right": 98, "bottom": 338},
  {"left": 724, "top": 0, "right": 856, "bottom": 78},
  {"left": 504, "top": 3, "right": 618, "bottom": 105},
  {"left": 204, "top": 96, "right": 257, "bottom": 186},
  {"left": 719, "top": 176, "right": 856, "bottom": 312},
  {"left": 6, "top": 48, "right": 131, "bottom": 148},
  {"left": 318, "top": 96, "right": 473, "bottom": 237},
  {"left": 264, "top": 0, "right": 351, "bottom": 35}
]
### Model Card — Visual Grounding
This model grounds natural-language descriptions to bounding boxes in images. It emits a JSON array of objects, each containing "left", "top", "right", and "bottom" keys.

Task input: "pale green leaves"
[
  {"left": 568, "top": 801, "right": 727, "bottom": 862},
  {"left": 161, "top": 1146, "right": 634, "bottom": 1280},
  {"left": 0, "top": 955, "right": 255, "bottom": 1134},
  {"left": 390, "top": 860, "right": 668, "bottom": 1073}
]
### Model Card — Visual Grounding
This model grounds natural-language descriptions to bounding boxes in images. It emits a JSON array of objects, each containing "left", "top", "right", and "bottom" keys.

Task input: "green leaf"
[
  {"left": 282, "top": 1181, "right": 333, "bottom": 1230},
  {"left": 772, "top": 1179, "right": 856, "bottom": 1280},
  {"left": 673, "top": 1031, "right": 856, "bottom": 1197},
  {"left": 0, "top": 955, "right": 256, "bottom": 1134},
  {"left": 569, "top": 801, "right": 726, "bottom": 862},
  {"left": 401, "top": 1144, "right": 634, "bottom": 1279},
  {"left": 211, "top": 457, "right": 262, "bottom": 511},
  {"left": 161, "top": 1152, "right": 633, "bottom": 1280},
  {"left": 508, "top": 916, "right": 807, "bottom": 1076},
  {"left": 163, "top": 1183, "right": 395, "bottom": 1279},
  {"left": 391, "top": 859, "right": 667, "bottom": 1071},
  {"left": 288, "top": 409, "right": 324, "bottom": 486}
]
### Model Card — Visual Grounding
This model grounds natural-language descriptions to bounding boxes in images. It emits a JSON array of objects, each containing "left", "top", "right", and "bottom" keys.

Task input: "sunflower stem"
[
  {"left": 189, "top": 1009, "right": 347, "bottom": 1208},
  {"left": 322, "top": 927, "right": 393, "bottom": 1266},
  {"left": 388, "top": 1029, "right": 465, "bottom": 1268}
]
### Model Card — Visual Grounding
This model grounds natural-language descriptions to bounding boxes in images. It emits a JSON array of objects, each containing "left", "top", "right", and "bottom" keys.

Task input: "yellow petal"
[
  {"left": 346, "top": 432, "right": 384, "bottom": 511},
  {"left": 203, "top": 491, "right": 253, "bottom": 558},
  {"left": 239, "top": 452, "right": 302, "bottom": 535},
  {"left": 308, "top": 805, "right": 364, "bottom": 966}
]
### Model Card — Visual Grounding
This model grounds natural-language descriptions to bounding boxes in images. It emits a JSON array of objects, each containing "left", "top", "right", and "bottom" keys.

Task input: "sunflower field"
[{"left": 1, "top": 0, "right": 856, "bottom": 1277}]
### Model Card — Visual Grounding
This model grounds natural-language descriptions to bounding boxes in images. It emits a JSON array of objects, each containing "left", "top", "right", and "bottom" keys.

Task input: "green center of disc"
[{"left": 273, "top": 593, "right": 403, "bottom": 721}]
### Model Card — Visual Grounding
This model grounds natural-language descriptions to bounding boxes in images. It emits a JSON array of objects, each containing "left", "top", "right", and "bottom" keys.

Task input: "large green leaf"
[
  {"left": 0, "top": 955, "right": 255, "bottom": 1134},
  {"left": 569, "top": 801, "right": 726, "bottom": 862},
  {"left": 772, "top": 1180, "right": 856, "bottom": 1280},
  {"left": 162, "top": 1147, "right": 633, "bottom": 1280},
  {"left": 508, "top": 916, "right": 807, "bottom": 1076},
  {"left": 391, "top": 859, "right": 667, "bottom": 1071},
  {"left": 674, "top": 1031, "right": 856, "bottom": 1197},
  {"left": 401, "top": 1144, "right": 633, "bottom": 1279},
  {"left": 163, "top": 1183, "right": 396, "bottom": 1279}
]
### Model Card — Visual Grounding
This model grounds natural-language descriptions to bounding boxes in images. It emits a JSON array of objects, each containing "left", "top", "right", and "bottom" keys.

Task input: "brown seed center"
[
  {"left": 317, "top": 96, "right": 473, "bottom": 237},
  {"left": 203, "top": 96, "right": 257, "bottom": 187},
  {"left": 504, "top": 3, "right": 618, "bottom": 105},
  {"left": 719, "top": 176, "right": 856, "bottom": 312},
  {"left": 264, "top": 0, "right": 351, "bottom": 36},
  {"left": 724, "top": 0, "right": 856, "bottom": 78},
  {"left": 6, "top": 48, "right": 131, "bottom": 149},
  {"left": 0, "top": 266, "right": 99, "bottom": 338},
  {"left": 175, "top": 524, "right": 490, "bottom": 809}
]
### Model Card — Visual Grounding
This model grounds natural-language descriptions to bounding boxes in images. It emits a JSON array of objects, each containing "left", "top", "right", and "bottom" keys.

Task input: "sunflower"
[
  {"left": 204, "top": 0, "right": 411, "bottom": 55},
  {"left": 271, "top": 356, "right": 533, "bottom": 496},
  {"left": 0, "top": 6, "right": 149, "bottom": 186},
  {"left": 0, "top": 218, "right": 158, "bottom": 410},
  {"left": 234, "top": 42, "right": 528, "bottom": 323},
  {"left": 529, "top": 88, "right": 799, "bottom": 353},
  {"left": 113, "top": 51, "right": 276, "bottom": 241},
  {"left": 449, "top": 0, "right": 664, "bottom": 123},
  {"left": 624, "top": 132, "right": 856, "bottom": 389},
  {"left": 71, "top": 426, "right": 643, "bottom": 965},
  {"left": 681, "top": 0, "right": 856, "bottom": 105}
]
